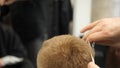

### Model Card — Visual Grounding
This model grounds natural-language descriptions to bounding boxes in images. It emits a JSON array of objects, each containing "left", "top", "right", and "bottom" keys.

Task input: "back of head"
[{"left": 37, "top": 35, "right": 94, "bottom": 68}]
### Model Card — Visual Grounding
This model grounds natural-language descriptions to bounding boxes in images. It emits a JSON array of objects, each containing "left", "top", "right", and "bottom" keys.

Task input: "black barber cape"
[
  {"left": 0, "top": 24, "right": 26, "bottom": 58},
  {"left": 0, "top": 24, "right": 29, "bottom": 68},
  {"left": 10, "top": 0, "right": 73, "bottom": 43}
]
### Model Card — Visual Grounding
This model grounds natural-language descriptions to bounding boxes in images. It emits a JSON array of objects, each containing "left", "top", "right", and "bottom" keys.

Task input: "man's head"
[{"left": 37, "top": 35, "right": 94, "bottom": 68}]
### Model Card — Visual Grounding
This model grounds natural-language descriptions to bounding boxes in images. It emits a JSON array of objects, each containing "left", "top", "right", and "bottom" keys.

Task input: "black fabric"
[
  {"left": 10, "top": 0, "right": 72, "bottom": 67},
  {"left": 10, "top": 0, "right": 73, "bottom": 43},
  {"left": 0, "top": 6, "right": 10, "bottom": 23},
  {"left": 0, "top": 6, "right": 10, "bottom": 17},
  {"left": 0, "top": 24, "right": 27, "bottom": 57},
  {"left": 0, "top": 24, "right": 34, "bottom": 68},
  {"left": 3, "top": 59, "right": 34, "bottom": 68},
  {"left": 94, "top": 44, "right": 108, "bottom": 68}
]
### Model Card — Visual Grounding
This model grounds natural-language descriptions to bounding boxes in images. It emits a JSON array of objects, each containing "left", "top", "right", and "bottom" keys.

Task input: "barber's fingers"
[
  {"left": 82, "top": 25, "right": 102, "bottom": 41},
  {"left": 80, "top": 20, "right": 100, "bottom": 33},
  {"left": 84, "top": 31, "right": 110, "bottom": 43}
]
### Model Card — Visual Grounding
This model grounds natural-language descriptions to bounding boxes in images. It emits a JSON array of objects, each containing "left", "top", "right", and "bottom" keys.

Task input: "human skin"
[
  {"left": 0, "top": 0, "right": 16, "bottom": 6},
  {"left": 0, "top": 59, "right": 4, "bottom": 68},
  {"left": 0, "top": 0, "right": 5, "bottom": 6},
  {"left": 81, "top": 18, "right": 120, "bottom": 48},
  {"left": 87, "top": 62, "right": 100, "bottom": 68}
]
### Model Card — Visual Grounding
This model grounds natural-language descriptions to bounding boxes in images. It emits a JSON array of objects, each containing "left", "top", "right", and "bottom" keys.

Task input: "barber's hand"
[
  {"left": 88, "top": 62, "right": 100, "bottom": 68},
  {"left": 81, "top": 18, "right": 120, "bottom": 48}
]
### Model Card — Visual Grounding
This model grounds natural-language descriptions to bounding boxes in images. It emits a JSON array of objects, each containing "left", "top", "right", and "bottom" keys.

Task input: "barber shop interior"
[{"left": 0, "top": 0, "right": 120, "bottom": 68}]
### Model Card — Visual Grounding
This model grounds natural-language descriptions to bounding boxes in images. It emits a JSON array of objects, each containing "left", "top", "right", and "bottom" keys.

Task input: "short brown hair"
[{"left": 37, "top": 35, "right": 94, "bottom": 68}]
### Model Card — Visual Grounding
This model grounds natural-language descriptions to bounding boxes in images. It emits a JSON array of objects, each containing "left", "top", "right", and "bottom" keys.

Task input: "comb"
[{"left": 87, "top": 41, "right": 95, "bottom": 63}]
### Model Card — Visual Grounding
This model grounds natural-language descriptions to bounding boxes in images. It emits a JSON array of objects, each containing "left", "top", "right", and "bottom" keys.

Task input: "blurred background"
[{"left": 1, "top": 0, "right": 120, "bottom": 68}]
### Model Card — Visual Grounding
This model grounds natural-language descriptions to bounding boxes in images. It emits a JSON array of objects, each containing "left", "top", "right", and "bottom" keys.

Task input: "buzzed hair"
[{"left": 37, "top": 35, "right": 94, "bottom": 68}]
